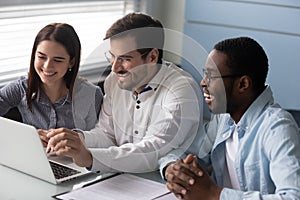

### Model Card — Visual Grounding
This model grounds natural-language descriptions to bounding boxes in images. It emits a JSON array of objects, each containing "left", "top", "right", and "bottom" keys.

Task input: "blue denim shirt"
[{"left": 159, "top": 86, "right": 300, "bottom": 199}]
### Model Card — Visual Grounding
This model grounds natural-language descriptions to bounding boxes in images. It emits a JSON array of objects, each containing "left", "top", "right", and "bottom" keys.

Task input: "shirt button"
[
  {"left": 136, "top": 105, "right": 140, "bottom": 109},
  {"left": 137, "top": 100, "right": 141, "bottom": 104},
  {"left": 134, "top": 130, "right": 138, "bottom": 134}
]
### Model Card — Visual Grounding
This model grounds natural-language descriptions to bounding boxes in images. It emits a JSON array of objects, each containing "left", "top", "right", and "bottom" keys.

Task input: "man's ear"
[
  {"left": 147, "top": 48, "right": 159, "bottom": 63},
  {"left": 238, "top": 75, "right": 251, "bottom": 93}
]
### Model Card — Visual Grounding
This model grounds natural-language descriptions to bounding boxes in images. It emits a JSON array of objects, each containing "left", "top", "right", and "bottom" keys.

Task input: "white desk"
[{"left": 0, "top": 164, "right": 164, "bottom": 200}]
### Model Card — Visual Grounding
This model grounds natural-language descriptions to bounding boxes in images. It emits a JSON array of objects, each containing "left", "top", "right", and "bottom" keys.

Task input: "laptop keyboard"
[{"left": 50, "top": 161, "right": 81, "bottom": 179}]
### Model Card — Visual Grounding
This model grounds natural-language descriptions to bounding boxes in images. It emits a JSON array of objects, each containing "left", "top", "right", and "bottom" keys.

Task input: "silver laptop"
[{"left": 0, "top": 116, "right": 91, "bottom": 184}]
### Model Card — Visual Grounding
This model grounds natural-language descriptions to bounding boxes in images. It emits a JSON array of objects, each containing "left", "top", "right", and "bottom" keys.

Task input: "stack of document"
[{"left": 54, "top": 173, "right": 177, "bottom": 200}]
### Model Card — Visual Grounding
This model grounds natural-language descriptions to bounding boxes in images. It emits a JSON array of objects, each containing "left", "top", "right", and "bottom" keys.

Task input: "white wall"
[
  {"left": 143, "top": 0, "right": 185, "bottom": 64},
  {"left": 183, "top": 0, "right": 300, "bottom": 110}
]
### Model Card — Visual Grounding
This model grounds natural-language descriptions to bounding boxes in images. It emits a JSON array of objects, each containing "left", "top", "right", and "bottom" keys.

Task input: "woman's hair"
[
  {"left": 104, "top": 12, "right": 164, "bottom": 64},
  {"left": 26, "top": 23, "right": 81, "bottom": 111}
]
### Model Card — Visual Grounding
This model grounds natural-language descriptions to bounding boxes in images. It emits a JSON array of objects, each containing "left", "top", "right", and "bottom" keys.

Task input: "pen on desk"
[
  {"left": 151, "top": 191, "right": 172, "bottom": 200},
  {"left": 72, "top": 175, "right": 104, "bottom": 190},
  {"left": 72, "top": 173, "right": 121, "bottom": 190}
]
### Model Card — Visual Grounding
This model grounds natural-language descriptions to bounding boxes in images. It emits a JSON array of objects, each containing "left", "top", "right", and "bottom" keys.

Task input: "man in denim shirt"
[{"left": 160, "top": 37, "right": 300, "bottom": 199}]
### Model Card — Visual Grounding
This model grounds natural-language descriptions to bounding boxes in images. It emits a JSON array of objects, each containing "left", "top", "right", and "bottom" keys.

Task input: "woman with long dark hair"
[{"left": 0, "top": 23, "right": 103, "bottom": 146}]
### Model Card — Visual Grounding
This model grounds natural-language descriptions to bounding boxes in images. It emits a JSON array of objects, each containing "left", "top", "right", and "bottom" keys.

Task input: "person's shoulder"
[
  {"left": 73, "top": 76, "right": 102, "bottom": 96},
  {"left": 0, "top": 76, "right": 27, "bottom": 96},
  {"left": 266, "top": 103, "right": 295, "bottom": 121},
  {"left": 165, "top": 61, "right": 189, "bottom": 74},
  {"left": 252, "top": 86, "right": 293, "bottom": 122},
  {"left": 75, "top": 76, "right": 101, "bottom": 90},
  {"left": 75, "top": 76, "right": 95, "bottom": 87},
  {"left": 162, "top": 61, "right": 201, "bottom": 94},
  {"left": 163, "top": 61, "right": 196, "bottom": 82},
  {"left": 9, "top": 76, "right": 28, "bottom": 88},
  {"left": 256, "top": 103, "right": 299, "bottom": 137},
  {"left": 260, "top": 104, "right": 300, "bottom": 145}
]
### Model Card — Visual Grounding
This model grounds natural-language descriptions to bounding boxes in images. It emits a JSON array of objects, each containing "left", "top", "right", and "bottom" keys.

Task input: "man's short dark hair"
[
  {"left": 214, "top": 36, "right": 269, "bottom": 93},
  {"left": 104, "top": 12, "right": 164, "bottom": 63}
]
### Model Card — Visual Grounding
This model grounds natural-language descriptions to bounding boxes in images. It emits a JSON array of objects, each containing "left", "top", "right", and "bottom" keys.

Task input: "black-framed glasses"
[
  {"left": 104, "top": 50, "right": 150, "bottom": 66},
  {"left": 202, "top": 69, "right": 243, "bottom": 85}
]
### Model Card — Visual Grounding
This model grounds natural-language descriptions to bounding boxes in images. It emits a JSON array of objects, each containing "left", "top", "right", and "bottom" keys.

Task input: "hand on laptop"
[
  {"left": 46, "top": 128, "right": 93, "bottom": 168},
  {"left": 37, "top": 129, "right": 51, "bottom": 147}
]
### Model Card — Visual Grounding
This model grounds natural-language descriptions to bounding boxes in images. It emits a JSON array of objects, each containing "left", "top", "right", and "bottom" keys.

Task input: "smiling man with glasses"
[
  {"left": 162, "top": 36, "right": 300, "bottom": 200},
  {"left": 46, "top": 12, "right": 204, "bottom": 174}
]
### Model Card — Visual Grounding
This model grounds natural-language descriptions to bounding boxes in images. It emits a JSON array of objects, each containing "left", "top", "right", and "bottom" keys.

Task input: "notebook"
[{"left": 0, "top": 116, "right": 91, "bottom": 184}]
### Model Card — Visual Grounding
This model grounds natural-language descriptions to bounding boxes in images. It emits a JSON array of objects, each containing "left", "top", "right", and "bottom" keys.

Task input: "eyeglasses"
[
  {"left": 104, "top": 51, "right": 150, "bottom": 66},
  {"left": 202, "top": 69, "right": 242, "bottom": 85}
]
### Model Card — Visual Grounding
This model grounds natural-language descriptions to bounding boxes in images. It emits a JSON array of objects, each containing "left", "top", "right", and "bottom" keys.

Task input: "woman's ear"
[{"left": 69, "top": 58, "right": 75, "bottom": 69}]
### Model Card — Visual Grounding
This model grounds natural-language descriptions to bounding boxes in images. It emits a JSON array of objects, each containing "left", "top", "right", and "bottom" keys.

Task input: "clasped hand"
[{"left": 165, "top": 154, "right": 222, "bottom": 200}]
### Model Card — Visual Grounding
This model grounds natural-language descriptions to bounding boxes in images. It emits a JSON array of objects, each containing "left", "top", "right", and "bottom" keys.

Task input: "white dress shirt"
[
  {"left": 224, "top": 125, "right": 240, "bottom": 190},
  {"left": 83, "top": 61, "right": 203, "bottom": 173}
]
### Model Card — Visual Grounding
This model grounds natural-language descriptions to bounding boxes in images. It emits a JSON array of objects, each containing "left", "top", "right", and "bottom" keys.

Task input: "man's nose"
[{"left": 111, "top": 59, "right": 122, "bottom": 73}]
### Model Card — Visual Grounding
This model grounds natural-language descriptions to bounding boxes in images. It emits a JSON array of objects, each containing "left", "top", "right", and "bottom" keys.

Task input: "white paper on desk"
[{"left": 56, "top": 174, "right": 170, "bottom": 200}]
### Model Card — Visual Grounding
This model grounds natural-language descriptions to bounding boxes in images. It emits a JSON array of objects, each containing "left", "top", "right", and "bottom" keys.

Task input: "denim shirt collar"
[
  {"left": 215, "top": 85, "right": 274, "bottom": 145},
  {"left": 237, "top": 85, "right": 274, "bottom": 137}
]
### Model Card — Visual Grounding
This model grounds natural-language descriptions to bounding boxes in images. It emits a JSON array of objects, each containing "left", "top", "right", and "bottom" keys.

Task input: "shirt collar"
[
  {"left": 132, "top": 60, "right": 170, "bottom": 97},
  {"left": 35, "top": 88, "right": 71, "bottom": 105},
  {"left": 236, "top": 85, "right": 274, "bottom": 134},
  {"left": 146, "top": 60, "right": 171, "bottom": 90}
]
